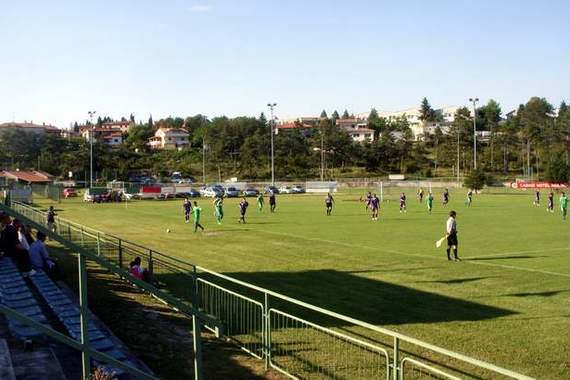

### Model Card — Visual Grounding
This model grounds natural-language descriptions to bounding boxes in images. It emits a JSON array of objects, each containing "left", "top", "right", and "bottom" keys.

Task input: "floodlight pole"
[
  {"left": 469, "top": 98, "right": 479, "bottom": 169},
  {"left": 267, "top": 103, "right": 277, "bottom": 186},
  {"left": 202, "top": 138, "right": 206, "bottom": 184},
  {"left": 88, "top": 111, "right": 96, "bottom": 188}
]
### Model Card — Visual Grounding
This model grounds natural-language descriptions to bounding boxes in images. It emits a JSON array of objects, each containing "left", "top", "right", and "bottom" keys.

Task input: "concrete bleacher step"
[
  {"left": 9, "top": 345, "right": 68, "bottom": 380},
  {"left": 0, "top": 339, "right": 16, "bottom": 380}
]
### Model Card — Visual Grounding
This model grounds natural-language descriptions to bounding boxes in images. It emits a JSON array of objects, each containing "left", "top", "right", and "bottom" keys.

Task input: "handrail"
[
  {"left": 0, "top": 305, "right": 156, "bottom": 380},
  {"left": 9, "top": 202, "right": 534, "bottom": 380}
]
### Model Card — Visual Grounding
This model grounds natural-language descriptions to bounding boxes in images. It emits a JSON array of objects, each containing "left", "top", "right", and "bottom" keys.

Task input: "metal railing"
[
  {"left": 0, "top": 202, "right": 222, "bottom": 380},
  {"left": 4, "top": 201, "right": 535, "bottom": 380}
]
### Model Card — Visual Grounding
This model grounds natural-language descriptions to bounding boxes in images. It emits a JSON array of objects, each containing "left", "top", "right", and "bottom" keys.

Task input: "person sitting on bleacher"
[
  {"left": 29, "top": 231, "right": 61, "bottom": 280},
  {"left": 13, "top": 219, "right": 30, "bottom": 251},
  {"left": 129, "top": 257, "right": 145, "bottom": 280},
  {"left": 0, "top": 212, "right": 34, "bottom": 276}
]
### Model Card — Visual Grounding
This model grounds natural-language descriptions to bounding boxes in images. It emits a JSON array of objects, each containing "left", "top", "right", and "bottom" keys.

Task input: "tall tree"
[
  {"left": 419, "top": 97, "right": 435, "bottom": 122},
  {"left": 320, "top": 110, "right": 328, "bottom": 118},
  {"left": 342, "top": 109, "right": 350, "bottom": 119}
]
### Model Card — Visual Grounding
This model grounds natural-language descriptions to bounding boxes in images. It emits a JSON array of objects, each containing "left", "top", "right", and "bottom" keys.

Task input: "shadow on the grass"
[
  {"left": 179, "top": 269, "right": 517, "bottom": 327},
  {"left": 416, "top": 276, "right": 492, "bottom": 285},
  {"left": 465, "top": 255, "right": 548, "bottom": 261},
  {"left": 500, "top": 290, "right": 570, "bottom": 298}
]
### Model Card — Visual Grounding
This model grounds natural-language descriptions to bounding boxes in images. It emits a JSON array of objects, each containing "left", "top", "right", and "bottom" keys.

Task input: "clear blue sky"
[{"left": 1, "top": 0, "right": 568, "bottom": 127}]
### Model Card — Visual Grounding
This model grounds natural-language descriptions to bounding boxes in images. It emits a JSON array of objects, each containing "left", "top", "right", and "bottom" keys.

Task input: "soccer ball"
[{"left": 166, "top": 228, "right": 171, "bottom": 233}]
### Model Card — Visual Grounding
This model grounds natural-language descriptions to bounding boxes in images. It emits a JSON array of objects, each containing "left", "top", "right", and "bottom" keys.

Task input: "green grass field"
[{"left": 36, "top": 188, "right": 569, "bottom": 378}]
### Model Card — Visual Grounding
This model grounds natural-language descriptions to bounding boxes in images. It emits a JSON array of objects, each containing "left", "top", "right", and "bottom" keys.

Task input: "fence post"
[
  {"left": 393, "top": 336, "right": 400, "bottom": 380},
  {"left": 264, "top": 292, "right": 270, "bottom": 370},
  {"left": 96, "top": 232, "right": 101, "bottom": 256},
  {"left": 118, "top": 239, "right": 123, "bottom": 269},
  {"left": 192, "top": 314, "right": 203, "bottom": 380},
  {"left": 148, "top": 249, "right": 154, "bottom": 275},
  {"left": 78, "top": 252, "right": 91, "bottom": 379},
  {"left": 67, "top": 223, "right": 72, "bottom": 241},
  {"left": 80, "top": 227, "right": 85, "bottom": 246}
]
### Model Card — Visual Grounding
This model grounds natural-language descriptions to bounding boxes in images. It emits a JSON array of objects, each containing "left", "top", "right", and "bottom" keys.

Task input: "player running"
[
  {"left": 427, "top": 192, "right": 434, "bottom": 214},
  {"left": 360, "top": 192, "right": 372, "bottom": 212},
  {"left": 560, "top": 192, "right": 568, "bottom": 221},
  {"left": 445, "top": 210, "right": 460, "bottom": 261},
  {"left": 213, "top": 196, "right": 224, "bottom": 224},
  {"left": 442, "top": 188, "right": 450, "bottom": 207},
  {"left": 370, "top": 193, "right": 380, "bottom": 221},
  {"left": 238, "top": 197, "right": 249, "bottom": 223},
  {"left": 183, "top": 198, "right": 192, "bottom": 223},
  {"left": 257, "top": 192, "right": 264, "bottom": 212},
  {"left": 417, "top": 188, "right": 424, "bottom": 203},
  {"left": 325, "top": 192, "right": 335, "bottom": 216},
  {"left": 547, "top": 191, "right": 555, "bottom": 213},
  {"left": 534, "top": 190, "right": 540, "bottom": 206},
  {"left": 192, "top": 201, "right": 204, "bottom": 232},
  {"left": 269, "top": 190, "right": 276, "bottom": 213},
  {"left": 399, "top": 192, "right": 407, "bottom": 213},
  {"left": 466, "top": 190, "right": 473, "bottom": 207}
]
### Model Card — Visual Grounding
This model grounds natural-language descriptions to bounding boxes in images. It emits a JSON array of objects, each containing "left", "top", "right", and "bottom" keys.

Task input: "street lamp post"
[
  {"left": 202, "top": 138, "right": 206, "bottom": 184},
  {"left": 469, "top": 98, "right": 479, "bottom": 169},
  {"left": 87, "top": 111, "right": 96, "bottom": 188},
  {"left": 267, "top": 103, "right": 277, "bottom": 186}
]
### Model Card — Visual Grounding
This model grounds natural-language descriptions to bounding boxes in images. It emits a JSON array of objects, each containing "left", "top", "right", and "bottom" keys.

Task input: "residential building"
[
  {"left": 0, "top": 122, "right": 62, "bottom": 136},
  {"left": 275, "top": 122, "right": 318, "bottom": 138},
  {"left": 79, "top": 121, "right": 134, "bottom": 147},
  {"left": 336, "top": 118, "right": 375, "bottom": 143},
  {"left": 347, "top": 127, "right": 375, "bottom": 143},
  {"left": 148, "top": 127, "right": 190, "bottom": 150}
]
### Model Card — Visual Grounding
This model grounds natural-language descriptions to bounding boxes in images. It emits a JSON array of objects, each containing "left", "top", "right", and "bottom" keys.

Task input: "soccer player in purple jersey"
[
  {"left": 547, "top": 191, "right": 554, "bottom": 213},
  {"left": 370, "top": 193, "right": 380, "bottom": 221},
  {"left": 442, "top": 188, "right": 450, "bottom": 207},
  {"left": 325, "top": 193, "right": 335, "bottom": 216},
  {"left": 183, "top": 198, "right": 192, "bottom": 223},
  {"left": 399, "top": 192, "right": 407, "bottom": 213},
  {"left": 238, "top": 197, "right": 249, "bottom": 223}
]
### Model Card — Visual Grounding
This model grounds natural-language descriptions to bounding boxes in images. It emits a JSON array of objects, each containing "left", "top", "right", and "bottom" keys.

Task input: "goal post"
[{"left": 305, "top": 181, "right": 338, "bottom": 193}]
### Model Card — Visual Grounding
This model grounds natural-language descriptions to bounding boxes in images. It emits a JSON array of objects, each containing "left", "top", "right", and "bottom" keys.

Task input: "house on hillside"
[
  {"left": 79, "top": 121, "right": 133, "bottom": 147},
  {"left": 336, "top": 118, "right": 375, "bottom": 143},
  {"left": 274, "top": 122, "right": 316, "bottom": 137},
  {"left": 0, "top": 170, "right": 55, "bottom": 184},
  {"left": 0, "top": 122, "right": 62, "bottom": 136},
  {"left": 148, "top": 128, "right": 190, "bottom": 150}
]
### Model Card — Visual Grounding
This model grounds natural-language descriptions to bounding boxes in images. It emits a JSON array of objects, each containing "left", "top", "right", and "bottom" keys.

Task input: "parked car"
[
  {"left": 243, "top": 188, "right": 260, "bottom": 197},
  {"left": 224, "top": 187, "right": 240, "bottom": 198},
  {"left": 63, "top": 188, "right": 77, "bottom": 198},
  {"left": 278, "top": 186, "right": 293, "bottom": 194},
  {"left": 158, "top": 193, "right": 176, "bottom": 200},
  {"left": 201, "top": 186, "right": 224, "bottom": 198},
  {"left": 185, "top": 189, "right": 201, "bottom": 198},
  {"left": 264, "top": 185, "right": 280, "bottom": 194},
  {"left": 292, "top": 185, "right": 306, "bottom": 194}
]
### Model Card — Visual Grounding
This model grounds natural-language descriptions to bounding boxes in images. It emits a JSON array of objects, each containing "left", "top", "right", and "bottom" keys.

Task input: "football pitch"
[{"left": 37, "top": 188, "right": 569, "bottom": 378}]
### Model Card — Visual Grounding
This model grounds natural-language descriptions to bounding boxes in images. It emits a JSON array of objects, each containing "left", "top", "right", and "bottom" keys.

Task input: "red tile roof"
[
  {"left": 0, "top": 170, "right": 54, "bottom": 183},
  {"left": 276, "top": 122, "right": 316, "bottom": 130}
]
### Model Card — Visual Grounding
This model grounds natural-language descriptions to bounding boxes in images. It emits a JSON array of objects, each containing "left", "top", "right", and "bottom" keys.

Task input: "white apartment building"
[{"left": 148, "top": 128, "right": 190, "bottom": 150}]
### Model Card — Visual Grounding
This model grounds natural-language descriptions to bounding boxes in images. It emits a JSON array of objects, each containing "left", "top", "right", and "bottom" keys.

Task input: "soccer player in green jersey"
[
  {"left": 192, "top": 201, "right": 204, "bottom": 232},
  {"left": 427, "top": 192, "right": 434, "bottom": 214},
  {"left": 213, "top": 196, "right": 224, "bottom": 224},
  {"left": 560, "top": 192, "right": 568, "bottom": 221},
  {"left": 257, "top": 193, "right": 264, "bottom": 212}
]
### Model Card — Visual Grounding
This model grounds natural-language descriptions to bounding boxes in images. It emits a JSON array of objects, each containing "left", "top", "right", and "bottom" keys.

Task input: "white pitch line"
[{"left": 248, "top": 227, "right": 570, "bottom": 278}]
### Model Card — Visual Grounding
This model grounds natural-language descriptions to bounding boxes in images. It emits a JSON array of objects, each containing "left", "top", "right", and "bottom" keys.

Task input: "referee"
[{"left": 446, "top": 210, "right": 460, "bottom": 261}]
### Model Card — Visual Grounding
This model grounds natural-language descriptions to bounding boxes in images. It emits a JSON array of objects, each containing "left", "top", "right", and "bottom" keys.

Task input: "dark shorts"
[
  {"left": 447, "top": 233, "right": 458, "bottom": 247},
  {"left": 326, "top": 202, "right": 332, "bottom": 207}
]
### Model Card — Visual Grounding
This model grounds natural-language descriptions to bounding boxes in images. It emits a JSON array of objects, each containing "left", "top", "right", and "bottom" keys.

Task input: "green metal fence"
[
  {"left": 31, "top": 183, "right": 62, "bottom": 203},
  {"left": 4, "top": 201, "right": 535, "bottom": 380},
  {"left": 0, "top": 202, "right": 223, "bottom": 380}
]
